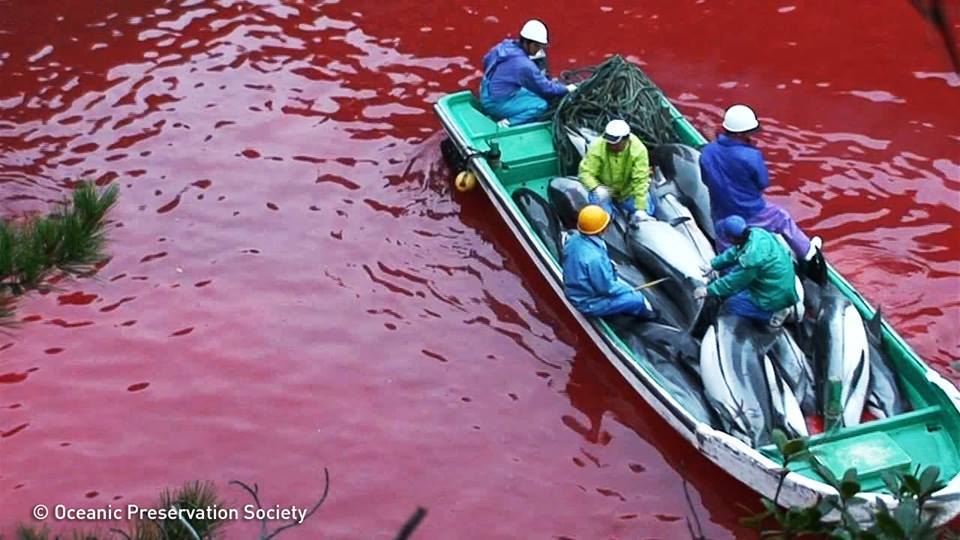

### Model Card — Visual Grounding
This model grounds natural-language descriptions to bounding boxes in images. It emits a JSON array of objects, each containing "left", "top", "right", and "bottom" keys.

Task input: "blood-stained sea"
[{"left": 1, "top": 1, "right": 957, "bottom": 538}]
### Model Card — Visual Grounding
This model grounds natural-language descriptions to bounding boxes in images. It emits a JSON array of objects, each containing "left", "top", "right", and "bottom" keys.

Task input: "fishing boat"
[{"left": 433, "top": 87, "right": 960, "bottom": 524}]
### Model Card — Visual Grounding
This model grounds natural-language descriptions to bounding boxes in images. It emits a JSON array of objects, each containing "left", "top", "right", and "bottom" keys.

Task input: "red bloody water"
[{"left": 1, "top": 1, "right": 958, "bottom": 538}]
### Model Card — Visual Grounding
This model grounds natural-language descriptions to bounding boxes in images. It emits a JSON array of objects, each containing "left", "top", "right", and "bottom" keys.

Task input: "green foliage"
[
  {"left": 0, "top": 182, "right": 117, "bottom": 323},
  {"left": 127, "top": 481, "right": 227, "bottom": 540},
  {"left": 741, "top": 430, "right": 949, "bottom": 539}
]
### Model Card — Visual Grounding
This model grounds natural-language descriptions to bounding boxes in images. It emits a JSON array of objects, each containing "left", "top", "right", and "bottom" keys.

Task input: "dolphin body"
[
  {"left": 767, "top": 328, "right": 817, "bottom": 416},
  {"left": 814, "top": 294, "right": 872, "bottom": 429},
  {"left": 609, "top": 317, "right": 717, "bottom": 426},
  {"left": 564, "top": 126, "right": 600, "bottom": 159},
  {"left": 599, "top": 216, "right": 686, "bottom": 328},
  {"left": 799, "top": 251, "right": 873, "bottom": 429},
  {"left": 512, "top": 188, "right": 564, "bottom": 263},
  {"left": 763, "top": 354, "right": 810, "bottom": 439},
  {"left": 700, "top": 316, "right": 778, "bottom": 447},
  {"left": 649, "top": 144, "right": 715, "bottom": 240},
  {"left": 864, "top": 309, "right": 909, "bottom": 419},
  {"left": 626, "top": 218, "right": 709, "bottom": 325},
  {"left": 650, "top": 168, "right": 716, "bottom": 264},
  {"left": 547, "top": 176, "right": 590, "bottom": 230}
]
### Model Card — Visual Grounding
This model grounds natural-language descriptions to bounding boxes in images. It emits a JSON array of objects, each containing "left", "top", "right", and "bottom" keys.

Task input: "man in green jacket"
[
  {"left": 694, "top": 215, "right": 800, "bottom": 327},
  {"left": 578, "top": 119, "right": 655, "bottom": 222}
]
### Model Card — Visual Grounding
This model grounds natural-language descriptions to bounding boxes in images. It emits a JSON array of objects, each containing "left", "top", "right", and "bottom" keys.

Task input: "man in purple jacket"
[
  {"left": 699, "top": 104, "right": 822, "bottom": 260},
  {"left": 479, "top": 19, "right": 576, "bottom": 127}
]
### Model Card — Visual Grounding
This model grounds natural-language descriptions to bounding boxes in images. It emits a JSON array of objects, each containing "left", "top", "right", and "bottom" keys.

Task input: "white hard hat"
[
  {"left": 722, "top": 104, "right": 760, "bottom": 133},
  {"left": 520, "top": 19, "right": 548, "bottom": 45},
  {"left": 603, "top": 119, "right": 631, "bottom": 143}
]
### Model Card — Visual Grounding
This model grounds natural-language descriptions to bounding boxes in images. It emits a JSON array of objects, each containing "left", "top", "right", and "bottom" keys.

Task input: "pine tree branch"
[{"left": 0, "top": 181, "right": 118, "bottom": 324}]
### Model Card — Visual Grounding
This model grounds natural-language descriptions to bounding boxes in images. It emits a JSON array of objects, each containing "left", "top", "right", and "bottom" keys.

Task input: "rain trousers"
[
  {"left": 562, "top": 232, "right": 653, "bottom": 318},
  {"left": 707, "top": 227, "right": 799, "bottom": 324},
  {"left": 479, "top": 39, "right": 567, "bottom": 126},
  {"left": 700, "top": 134, "right": 811, "bottom": 258},
  {"left": 579, "top": 135, "right": 656, "bottom": 216}
]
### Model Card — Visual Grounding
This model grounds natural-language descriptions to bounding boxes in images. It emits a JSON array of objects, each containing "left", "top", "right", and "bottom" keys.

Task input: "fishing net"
[{"left": 545, "top": 55, "right": 682, "bottom": 175}]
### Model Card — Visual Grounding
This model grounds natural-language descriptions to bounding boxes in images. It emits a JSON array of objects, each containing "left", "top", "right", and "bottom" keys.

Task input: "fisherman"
[
  {"left": 578, "top": 119, "right": 656, "bottom": 224},
  {"left": 694, "top": 215, "right": 802, "bottom": 328},
  {"left": 479, "top": 19, "right": 576, "bottom": 127},
  {"left": 699, "top": 104, "right": 822, "bottom": 260},
  {"left": 562, "top": 205, "right": 657, "bottom": 320}
]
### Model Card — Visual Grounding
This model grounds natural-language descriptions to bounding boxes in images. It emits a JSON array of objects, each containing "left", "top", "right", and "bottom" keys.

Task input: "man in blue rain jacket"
[
  {"left": 479, "top": 19, "right": 575, "bottom": 126},
  {"left": 562, "top": 205, "right": 657, "bottom": 320}
]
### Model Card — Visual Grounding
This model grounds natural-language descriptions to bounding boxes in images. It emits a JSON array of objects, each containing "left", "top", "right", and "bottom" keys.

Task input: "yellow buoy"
[{"left": 454, "top": 170, "right": 477, "bottom": 192}]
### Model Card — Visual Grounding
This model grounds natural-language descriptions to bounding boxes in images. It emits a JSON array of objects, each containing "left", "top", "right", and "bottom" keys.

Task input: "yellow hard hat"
[
  {"left": 454, "top": 170, "right": 477, "bottom": 192},
  {"left": 577, "top": 205, "right": 610, "bottom": 235}
]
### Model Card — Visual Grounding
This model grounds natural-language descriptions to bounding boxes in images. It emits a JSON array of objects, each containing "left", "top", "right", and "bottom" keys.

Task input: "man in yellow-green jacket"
[{"left": 578, "top": 119, "right": 655, "bottom": 222}]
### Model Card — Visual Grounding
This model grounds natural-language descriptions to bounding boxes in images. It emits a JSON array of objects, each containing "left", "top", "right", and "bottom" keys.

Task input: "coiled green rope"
[{"left": 545, "top": 55, "right": 682, "bottom": 175}]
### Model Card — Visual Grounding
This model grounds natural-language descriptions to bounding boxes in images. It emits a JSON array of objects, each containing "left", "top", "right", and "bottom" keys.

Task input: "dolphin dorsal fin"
[
  {"left": 867, "top": 306, "right": 883, "bottom": 339},
  {"left": 805, "top": 249, "right": 827, "bottom": 285}
]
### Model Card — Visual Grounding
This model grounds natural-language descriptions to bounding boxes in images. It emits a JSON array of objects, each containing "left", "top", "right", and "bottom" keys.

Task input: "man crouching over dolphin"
[
  {"left": 694, "top": 215, "right": 801, "bottom": 328},
  {"left": 562, "top": 205, "right": 658, "bottom": 321}
]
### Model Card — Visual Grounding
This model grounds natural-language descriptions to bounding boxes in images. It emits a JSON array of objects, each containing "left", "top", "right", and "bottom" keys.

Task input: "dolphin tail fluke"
[{"left": 801, "top": 249, "right": 827, "bottom": 286}]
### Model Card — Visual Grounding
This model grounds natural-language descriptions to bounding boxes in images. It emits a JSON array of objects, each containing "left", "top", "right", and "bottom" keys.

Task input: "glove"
[
  {"left": 699, "top": 262, "right": 717, "bottom": 280},
  {"left": 629, "top": 210, "right": 652, "bottom": 228},
  {"left": 496, "top": 118, "right": 510, "bottom": 128},
  {"left": 565, "top": 83, "right": 578, "bottom": 93},
  {"left": 694, "top": 286, "right": 708, "bottom": 300},
  {"left": 589, "top": 186, "right": 611, "bottom": 205}
]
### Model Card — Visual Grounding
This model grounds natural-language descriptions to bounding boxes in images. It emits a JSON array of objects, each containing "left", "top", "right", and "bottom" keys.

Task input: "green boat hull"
[{"left": 434, "top": 89, "right": 960, "bottom": 523}]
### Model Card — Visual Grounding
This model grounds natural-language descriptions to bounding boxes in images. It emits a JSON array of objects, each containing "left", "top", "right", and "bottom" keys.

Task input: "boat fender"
[{"left": 455, "top": 170, "right": 477, "bottom": 192}]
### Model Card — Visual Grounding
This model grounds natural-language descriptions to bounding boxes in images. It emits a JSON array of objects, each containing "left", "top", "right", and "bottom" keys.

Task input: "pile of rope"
[{"left": 545, "top": 55, "right": 682, "bottom": 175}]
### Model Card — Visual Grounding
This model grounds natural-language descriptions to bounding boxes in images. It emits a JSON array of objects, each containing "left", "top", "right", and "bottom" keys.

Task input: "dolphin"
[
  {"left": 539, "top": 178, "right": 686, "bottom": 327},
  {"left": 626, "top": 217, "right": 710, "bottom": 325},
  {"left": 650, "top": 168, "right": 716, "bottom": 263},
  {"left": 602, "top": 230, "right": 686, "bottom": 329},
  {"left": 564, "top": 126, "right": 600, "bottom": 158},
  {"left": 547, "top": 176, "right": 590, "bottom": 230},
  {"left": 864, "top": 308, "right": 908, "bottom": 419},
  {"left": 608, "top": 317, "right": 702, "bottom": 376},
  {"left": 512, "top": 188, "right": 564, "bottom": 263},
  {"left": 799, "top": 250, "right": 872, "bottom": 428},
  {"left": 609, "top": 318, "right": 717, "bottom": 426},
  {"left": 700, "top": 316, "right": 778, "bottom": 447},
  {"left": 815, "top": 294, "right": 871, "bottom": 429},
  {"left": 762, "top": 353, "right": 810, "bottom": 439},
  {"left": 767, "top": 328, "right": 817, "bottom": 416},
  {"left": 649, "top": 144, "right": 715, "bottom": 239}
]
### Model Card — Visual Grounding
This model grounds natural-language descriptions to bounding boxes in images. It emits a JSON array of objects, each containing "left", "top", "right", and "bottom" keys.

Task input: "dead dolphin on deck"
[
  {"left": 649, "top": 143, "right": 715, "bottom": 240},
  {"left": 564, "top": 126, "right": 600, "bottom": 159},
  {"left": 700, "top": 316, "right": 778, "bottom": 447},
  {"left": 763, "top": 353, "right": 809, "bottom": 439},
  {"left": 626, "top": 216, "right": 709, "bottom": 325},
  {"left": 547, "top": 176, "right": 590, "bottom": 230},
  {"left": 864, "top": 308, "right": 909, "bottom": 419},
  {"left": 815, "top": 294, "right": 871, "bottom": 430},
  {"left": 512, "top": 188, "right": 565, "bottom": 263},
  {"left": 767, "top": 327, "right": 817, "bottom": 416},
  {"left": 601, "top": 218, "right": 686, "bottom": 329},
  {"left": 799, "top": 250, "right": 872, "bottom": 429},
  {"left": 608, "top": 317, "right": 717, "bottom": 426},
  {"left": 650, "top": 168, "right": 716, "bottom": 264}
]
